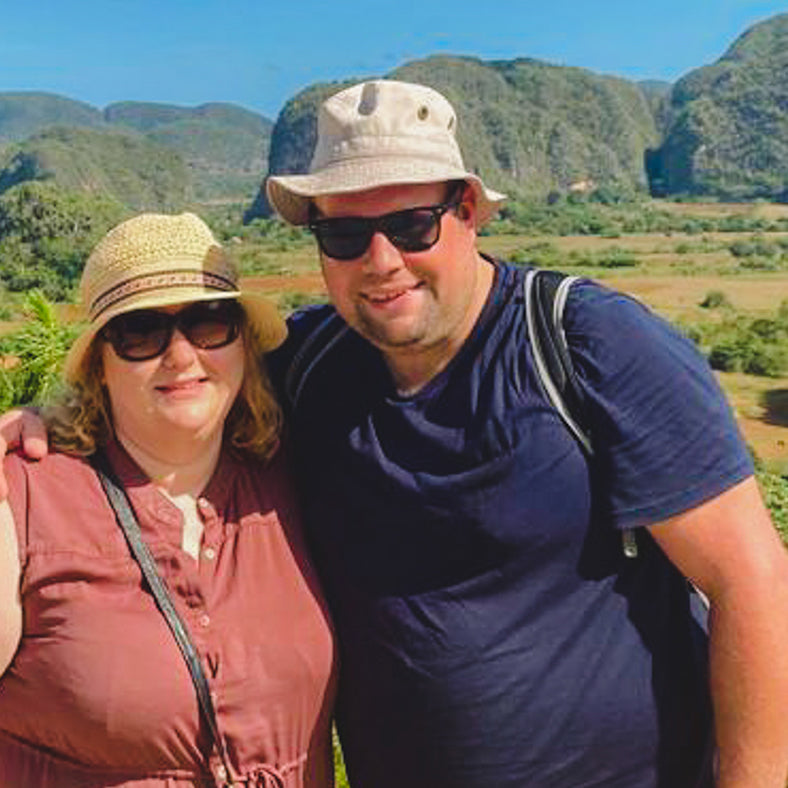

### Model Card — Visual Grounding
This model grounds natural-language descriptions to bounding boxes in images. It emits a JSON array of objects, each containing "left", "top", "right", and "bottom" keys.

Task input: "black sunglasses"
[
  {"left": 100, "top": 299, "right": 243, "bottom": 362},
  {"left": 308, "top": 196, "right": 462, "bottom": 261}
]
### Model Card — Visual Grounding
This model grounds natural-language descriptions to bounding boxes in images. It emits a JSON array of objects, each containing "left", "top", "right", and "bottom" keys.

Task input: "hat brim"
[
  {"left": 63, "top": 289, "right": 286, "bottom": 383},
  {"left": 266, "top": 159, "right": 507, "bottom": 228}
]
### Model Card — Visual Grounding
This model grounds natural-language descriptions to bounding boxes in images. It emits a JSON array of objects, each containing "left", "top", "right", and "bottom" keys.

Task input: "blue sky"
[{"left": 1, "top": 1, "right": 785, "bottom": 119}]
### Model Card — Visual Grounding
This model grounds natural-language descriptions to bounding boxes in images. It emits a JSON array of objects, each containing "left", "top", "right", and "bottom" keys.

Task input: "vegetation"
[
  {"left": 653, "top": 14, "right": 788, "bottom": 200},
  {"left": 681, "top": 300, "right": 788, "bottom": 378},
  {"left": 0, "top": 94, "right": 273, "bottom": 205},
  {"left": 0, "top": 181, "right": 127, "bottom": 304},
  {"left": 487, "top": 193, "right": 788, "bottom": 237},
  {"left": 105, "top": 102, "right": 272, "bottom": 201},
  {"left": 0, "top": 126, "right": 190, "bottom": 210},
  {"left": 0, "top": 290, "right": 78, "bottom": 409},
  {"left": 0, "top": 92, "right": 104, "bottom": 143}
]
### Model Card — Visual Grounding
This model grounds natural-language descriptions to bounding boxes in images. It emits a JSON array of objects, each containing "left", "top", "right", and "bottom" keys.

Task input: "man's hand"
[{"left": 0, "top": 409, "right": 48, "bottom": 499}]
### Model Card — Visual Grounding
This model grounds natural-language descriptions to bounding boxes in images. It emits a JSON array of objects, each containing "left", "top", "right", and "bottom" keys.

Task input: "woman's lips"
[{"left": 155, "top": 378, "right": 207, "bottom": 395}]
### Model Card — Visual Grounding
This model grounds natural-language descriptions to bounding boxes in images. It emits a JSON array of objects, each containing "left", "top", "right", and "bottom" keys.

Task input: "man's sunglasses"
[
  {"left": 308, "top": 196, "right": 462, "bottom": 261},
  {"left": 100, "top": 299, "right": 243, "bottom": 362}
]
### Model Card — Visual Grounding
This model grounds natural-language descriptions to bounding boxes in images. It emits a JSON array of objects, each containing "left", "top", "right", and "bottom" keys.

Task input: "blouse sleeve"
[
  {"left": 3, "top": 454, "right": 30, "bottom": 562},
  {"left": 564, "top": 280, "right": 754, "bottom": 529}
]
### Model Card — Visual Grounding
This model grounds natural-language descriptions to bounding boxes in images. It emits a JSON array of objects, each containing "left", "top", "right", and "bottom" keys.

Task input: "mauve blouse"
[{"left": 0, "top": 441, "right": 337, "bottom": 787}]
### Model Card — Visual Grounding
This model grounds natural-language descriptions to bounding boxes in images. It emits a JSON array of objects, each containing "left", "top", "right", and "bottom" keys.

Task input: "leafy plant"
[{"left": 0, "top": 290, "right": 77, "bottom": 409}]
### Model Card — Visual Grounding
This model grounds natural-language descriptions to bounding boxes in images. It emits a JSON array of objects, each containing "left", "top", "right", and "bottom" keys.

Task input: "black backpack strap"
[
  {"left": 523, "top": 268, "right": 638, "bottom": 559},
  {"left": 284, "top": 310, "right": 350, "bottom": 412}
]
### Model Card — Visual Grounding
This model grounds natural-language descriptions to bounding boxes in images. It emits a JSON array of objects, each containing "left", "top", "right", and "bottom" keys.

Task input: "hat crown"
[
  {"left": 311, "top": 80, "right": 465, "bottom": 172},
  {"left": 81, "top": 212, "right": 238, "bottom": 321}
]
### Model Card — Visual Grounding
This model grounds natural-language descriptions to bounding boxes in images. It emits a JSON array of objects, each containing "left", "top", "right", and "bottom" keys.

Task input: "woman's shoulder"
[
  {"left": 4, "top": 450, "right": 99, "bottom": 523},
  {"left": 4, "top": 448, "right": 93, "bottom": 483}
]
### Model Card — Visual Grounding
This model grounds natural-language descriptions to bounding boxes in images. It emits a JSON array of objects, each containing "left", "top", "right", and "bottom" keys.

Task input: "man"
[{"left": 4, "top": 80, "right": 788, "bottom": 787}]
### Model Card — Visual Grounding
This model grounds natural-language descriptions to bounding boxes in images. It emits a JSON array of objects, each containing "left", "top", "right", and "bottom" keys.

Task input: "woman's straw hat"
[
  {"left": 63, "top": 212, "right": 286, "bottom": 382},
  {"left": 266, "top": 80, "right": 507, "bottom": 227}
]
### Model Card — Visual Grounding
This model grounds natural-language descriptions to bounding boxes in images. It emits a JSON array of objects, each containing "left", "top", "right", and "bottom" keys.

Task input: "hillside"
[
  {"left": 652, "top": 13, "right": 788, "bottom": 199},
  {"left": 104, "top": 102, "right": 273, "bottom": 200},
  {"left": 0, "top": 94, "right": 273, "bottom": 203},
  {"left": 248, "top": 55, "right": 661, "bottom": 219},
  {"left": 0, "top": 126, "right": 190, "bottom": 210},
  {"left": 0, "top": 92, "right": 105, "bottom": 143}
]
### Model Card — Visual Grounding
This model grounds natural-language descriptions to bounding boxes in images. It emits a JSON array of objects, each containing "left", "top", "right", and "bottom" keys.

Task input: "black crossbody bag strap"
[{"left": 91, "top": 452, "right": 235, "bottom": 786}]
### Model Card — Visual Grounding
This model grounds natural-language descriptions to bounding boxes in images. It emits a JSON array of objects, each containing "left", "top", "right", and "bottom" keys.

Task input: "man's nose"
[{"left": 362, "top": 231, "right": 404, "bottom": 274}]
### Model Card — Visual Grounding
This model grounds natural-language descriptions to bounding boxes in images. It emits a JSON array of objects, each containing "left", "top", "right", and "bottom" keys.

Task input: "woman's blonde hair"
[{"left": 45, "top": 309, "right": 282, "bottom": 460}]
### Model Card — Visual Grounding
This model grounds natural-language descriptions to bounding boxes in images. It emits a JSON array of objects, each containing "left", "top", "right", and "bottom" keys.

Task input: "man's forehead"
[{"left": 313, "top": 181, "right": 450, "bottom": 216}]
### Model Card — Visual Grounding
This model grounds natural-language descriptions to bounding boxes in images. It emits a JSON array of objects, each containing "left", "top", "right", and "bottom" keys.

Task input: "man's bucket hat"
[
  {"left": 266, "top": 80, "right": 507, "bottom": 227},
  {"left": 63, "top": 212, "right": 286, "bottom": 382}
]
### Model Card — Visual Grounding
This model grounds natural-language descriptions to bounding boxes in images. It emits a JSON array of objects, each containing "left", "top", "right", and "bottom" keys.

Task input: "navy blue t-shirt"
[{"left": 268, "top": 263, "right": 752, "bottom": 788}]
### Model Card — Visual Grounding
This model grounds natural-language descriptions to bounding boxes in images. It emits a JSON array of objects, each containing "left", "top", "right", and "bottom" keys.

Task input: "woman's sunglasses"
[
  {"left": 308, "top": 196, "right": 462, "bottom": 261},
  {"left": 100, "top": 299, "right": 243, "bottom": 362}
]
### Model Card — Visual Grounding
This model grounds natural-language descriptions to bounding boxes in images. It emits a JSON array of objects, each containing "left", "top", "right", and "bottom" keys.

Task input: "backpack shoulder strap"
[
  {"left": 523, "top": 268, "right": 592, "bottom": 455},
  {"left": 284, "top": 309, "right": 350, "bottom": 412},
  {"left": 522, "top": 268, "right": 638, "bottom": 559}
]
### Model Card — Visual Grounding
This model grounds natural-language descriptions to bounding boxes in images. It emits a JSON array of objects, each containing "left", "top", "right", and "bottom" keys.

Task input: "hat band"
[{"left": 90, "top": 269, "right": 238, "bottom": 322}]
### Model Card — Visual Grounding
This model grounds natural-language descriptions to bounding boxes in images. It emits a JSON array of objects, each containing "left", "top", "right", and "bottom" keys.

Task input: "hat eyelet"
[{"left": 417, "top": 106, "right": 429, "bottom": 121}]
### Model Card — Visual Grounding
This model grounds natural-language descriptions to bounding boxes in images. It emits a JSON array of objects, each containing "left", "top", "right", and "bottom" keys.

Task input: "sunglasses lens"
[
  {"left": 311, "top": 206, "right": 446, "bottom": 260},
  {"left": 314, "top": 219, "right": 372, "bottom": 261},
  {"left": 103, "top": 300, "right": 242, "bottom": 361},
  {"left": 105, "top": 311, "right": 171, "bottom": 360},
  {"left": 383, "top": 209, "right": 440, "bottom": 252},
  {"left": 180, "top": 300, "right": 242, "bottom": 349}
]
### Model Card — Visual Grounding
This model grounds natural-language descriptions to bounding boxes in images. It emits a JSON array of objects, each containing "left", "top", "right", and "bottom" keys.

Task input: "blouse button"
[
  {"left": 203, "top": 546, "right": 217, "bottom": 561},
  {"left": 199, "top": 613, "right": 211, "bottom": 628}
]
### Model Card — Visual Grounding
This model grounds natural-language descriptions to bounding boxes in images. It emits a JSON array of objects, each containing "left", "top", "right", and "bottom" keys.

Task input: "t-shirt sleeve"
[
  {"left": 264, "top": 304, "right": 337, "bottom": 405},
  {"left": 564, "top": 280, "right": 754, "bottom": 529}
]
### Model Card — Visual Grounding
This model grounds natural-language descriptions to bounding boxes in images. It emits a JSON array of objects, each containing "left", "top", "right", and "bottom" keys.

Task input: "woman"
[{"left": 0, "top": 212, "right": 337, "bottom": 787}]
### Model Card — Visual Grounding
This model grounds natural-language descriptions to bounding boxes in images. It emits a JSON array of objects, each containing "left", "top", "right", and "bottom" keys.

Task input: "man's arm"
[
  {"left": 648, "top": 476, "right": 788, "bottom": 788},
  {"left": 0, "top": 409, "right": 48, "bottom": 498}
]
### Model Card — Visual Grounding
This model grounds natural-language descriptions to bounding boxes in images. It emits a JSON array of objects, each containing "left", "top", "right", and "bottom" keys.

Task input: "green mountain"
[
  {"left": 0, "top": 92, "right": 105, "bottom": 143},
  {"left": 637, "top": 80, "right": 672, "bottom": 135},
  {"left": 652, "top": 13, "right": 788, "bottom": 199},
  {"left": 248, "top": 55, "right": 661, "bottom": 219},
  {"left": 0, "top": 94, "right": 273, "bottom": 203},
  {"left": 104, "top": 102, "right": 273, "bottom": 200},
  {"left": 0, "top": 126, "right": 190, "bottom": 211}
]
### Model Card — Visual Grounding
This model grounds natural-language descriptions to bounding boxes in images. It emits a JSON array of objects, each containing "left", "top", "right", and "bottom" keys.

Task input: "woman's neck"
[{"left": 114, "top": 430, "right": 223, "bottom": 498}]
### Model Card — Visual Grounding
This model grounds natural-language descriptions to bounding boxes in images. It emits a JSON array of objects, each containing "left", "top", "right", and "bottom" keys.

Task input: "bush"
[
  {"left": 594, "top": 246, "right": 638, "bottom": 268},
  {"left": 0, "top": 290, "right": 77, "bottom": 409},
  {"left": 708, "top": 334, "right": 787, "bottom": 377},
  {"left": 728, "top": 235, "right": 779, "bottom": 258},
  {"left": 699, "top": 290, "right": 733, "bottom": 309},
  {"left": 509, "top": 241, "right": 563, "bottom": 268},
  {"left": 690, "top": 303, "right": 788, "bottom": 378}
]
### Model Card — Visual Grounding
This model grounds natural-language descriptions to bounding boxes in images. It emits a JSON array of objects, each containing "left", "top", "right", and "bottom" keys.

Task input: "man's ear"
[{"left": 457, "top": 183, "right": 477, "bottom": 225}]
